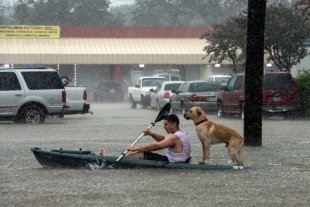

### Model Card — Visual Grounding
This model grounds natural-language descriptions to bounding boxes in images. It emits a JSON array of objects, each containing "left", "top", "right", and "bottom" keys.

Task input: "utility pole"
[{"left": 244, "top": 0, "right": 266, "bottom": 146}]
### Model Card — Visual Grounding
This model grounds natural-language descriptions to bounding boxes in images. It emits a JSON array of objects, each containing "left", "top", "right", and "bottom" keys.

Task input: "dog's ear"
[{"left": 196, "top": 108, "right": 201, "bottom": 116}]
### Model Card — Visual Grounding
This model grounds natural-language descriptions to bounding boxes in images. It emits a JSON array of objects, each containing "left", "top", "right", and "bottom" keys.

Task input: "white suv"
[{"left": 0, "top": 67, "right": 67, "bottom": 124}]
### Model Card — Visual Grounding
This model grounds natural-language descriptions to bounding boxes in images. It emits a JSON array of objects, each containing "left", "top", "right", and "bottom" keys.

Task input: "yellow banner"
[{"left": 0, "top": 25, "right": 60, "bottom": 38}]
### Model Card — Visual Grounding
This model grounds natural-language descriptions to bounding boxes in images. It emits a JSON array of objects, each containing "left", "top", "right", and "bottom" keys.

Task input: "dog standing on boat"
[{"left": 183, "top": 106, "right": 244, "bottom": 166}]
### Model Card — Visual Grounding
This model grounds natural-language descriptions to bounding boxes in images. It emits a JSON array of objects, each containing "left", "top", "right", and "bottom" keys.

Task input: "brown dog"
[{"left": 184, "top": 106, "right": 244, "bottom": 166}]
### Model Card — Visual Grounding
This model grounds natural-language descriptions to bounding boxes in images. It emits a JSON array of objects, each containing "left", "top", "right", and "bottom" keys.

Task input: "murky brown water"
[{"left": 1, "top": 103, "right": 309, "bottom": 206}]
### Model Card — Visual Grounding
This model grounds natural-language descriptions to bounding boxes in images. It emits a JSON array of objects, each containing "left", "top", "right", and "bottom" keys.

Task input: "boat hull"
[{"left": 31, "top": 148, "right": 246, "bottom": 170}]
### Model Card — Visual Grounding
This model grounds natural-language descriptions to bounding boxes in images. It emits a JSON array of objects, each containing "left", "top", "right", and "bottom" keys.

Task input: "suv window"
[
  {"left": 0, "top": 72, "right": 22, "bottom": 91},
  {"left": 22, "top": 72, "right": 64, "bottom": 90},
  {"left": 227, "top": 76, "right": 237, "bottom": 91},
  {"left": 233, "top": 76, "right": 243, "bottom": 90},
  {"left": 263, "top": 73, "right": 296, "bottom": 90}
]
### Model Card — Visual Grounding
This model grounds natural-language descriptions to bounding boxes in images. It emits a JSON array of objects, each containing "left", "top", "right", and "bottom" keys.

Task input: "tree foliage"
[
  {"left": 131, "top": 0, "right": 248, "bottom": 26},
  {"left": 4, "top": 0, "right": 252, "bottom": 26},
  {"left": 201, "top": 16, "right": 247, "bottom": 73},
  {"left": 294, "top": 70, "right": 310, "bottom": 116},
  {"left": 12, "top": 0, "right": 122, "bottom": 26},
  {"left": 264, "top": 3, "right": 310, "bottom": 71},
  {"left": 202, "top": 2, "right": 310, "bottom": 73}
]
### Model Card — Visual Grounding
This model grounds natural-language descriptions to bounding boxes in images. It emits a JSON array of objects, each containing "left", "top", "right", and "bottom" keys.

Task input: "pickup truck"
[
  {"left": 60, "top": 76, "right": 92, "bottom": 115},
  {"left": 128, "top": 76, "right": 167, "bottom": 108},
  {"left": 0, "top": 67, "right": 68, "bottom": 124}
]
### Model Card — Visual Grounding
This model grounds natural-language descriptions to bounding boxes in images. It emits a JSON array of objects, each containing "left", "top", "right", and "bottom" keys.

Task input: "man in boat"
[{"left": 99, "top": 114, "right": 191, "bottom": 163}]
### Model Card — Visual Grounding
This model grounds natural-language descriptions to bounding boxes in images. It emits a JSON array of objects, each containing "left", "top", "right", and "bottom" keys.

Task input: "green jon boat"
[{"left": 31, "top": 147, "right": 248, "bottom": 170}]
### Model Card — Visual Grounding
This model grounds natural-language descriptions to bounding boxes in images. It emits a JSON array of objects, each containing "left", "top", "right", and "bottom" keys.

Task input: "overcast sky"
[{"left": 3, "top": 0, "right": 135, "bottom": 6}]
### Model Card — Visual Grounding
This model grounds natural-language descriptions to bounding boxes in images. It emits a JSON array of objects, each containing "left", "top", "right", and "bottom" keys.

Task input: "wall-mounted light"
[
  {"left": 266, "top": 63, "right": 272, "bottom": 67},
  {"left": 139, "top": 64, "right": 145, "bottom": 68},
  {"left": 215, "top": 64, "right": 220, "bottom": 67}
]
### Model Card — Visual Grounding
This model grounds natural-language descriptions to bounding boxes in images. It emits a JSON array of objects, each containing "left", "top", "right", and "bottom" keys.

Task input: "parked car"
[
  {"left": 94, "top": 81, "right": 124, "bottom": 102},
  {"left": 208, "top": 74, "right": 232, "bottom": 86},
  {"left": 149, "top": 81, "right": 184, "bottom": 110},
  {"left": 0, "top": 67, "right": 67, "bottom": 124},
  {"left": 128, "top": 76, "right": 167, "bottom": 108},
  {"left": 216, "top": 71, "right": 301, "bottom": 119},
  {"left": 170, "top": 80, "right": 222, "bottom": 114},
  {"left": 60, "top": 76, "right": 91, "bottom": 115}
]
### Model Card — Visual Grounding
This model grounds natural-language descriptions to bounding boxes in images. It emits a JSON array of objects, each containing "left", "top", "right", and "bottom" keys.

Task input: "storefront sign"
[{"left": 0, "top": 25, "right": 60, "bottom": 38}]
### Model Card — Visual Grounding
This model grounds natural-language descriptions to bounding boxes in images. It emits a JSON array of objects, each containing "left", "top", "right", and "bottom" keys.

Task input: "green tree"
[
  {"left": 13, "top": 0, "right": 73, "bottom": 25},
  {"left": 131, "top": 0, "right": 249, "bottom": 26},
  {"left": 202, "top": 2, "right": 310, "bottom": 73},
  {"left": 12, "top": 0, "right": 121, "bottom": 26},
  {"left": 132, "top": 0, "right": 174, "bottom": 26},
  {"left": 70, "top": 0, "right": 114, "bottom": 26},
  {"left": 13, "top": 0, "right": 33, "bottom": 24},
  {"left": 264, "top": 3, "right": 310, "bottom": 72},
  {"left": 201, "top": 15, "right": 247, "bottom": 73},
  {"left": 110, "top": 4, "right": 134, "bottom": 26},
  {"left": 295, "top": 70, "right": 310, "bottom": 116}
]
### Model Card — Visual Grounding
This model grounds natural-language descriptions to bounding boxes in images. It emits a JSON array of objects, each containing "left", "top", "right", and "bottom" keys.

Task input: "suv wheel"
[
  {"left": 130, "top": 96, "right": 136, "bottom": 109},
  {"left": 217, "top": 103, "right": 225, "bottom": 118},
  {"left": 21, "top": 105, "right": 45, "bottom": 124}
]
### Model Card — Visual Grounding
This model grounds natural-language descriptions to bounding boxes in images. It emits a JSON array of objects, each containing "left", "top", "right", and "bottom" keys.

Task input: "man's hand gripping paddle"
[{"left": 115, "top": 103, "right": 171, "bottom": 163}]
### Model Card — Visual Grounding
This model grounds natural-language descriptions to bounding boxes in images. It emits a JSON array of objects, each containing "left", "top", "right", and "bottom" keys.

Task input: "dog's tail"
[{"left": 236, "top": 141, "right": 244, "bottom": 166}]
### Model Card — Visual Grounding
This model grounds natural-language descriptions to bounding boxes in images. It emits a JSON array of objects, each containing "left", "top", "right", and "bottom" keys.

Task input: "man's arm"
[
  {"left": 127, "top": 134, "right": 177, "bottom": 152},
  {"left": 143, "top": 128, "right": 165, "bottom": 142}
]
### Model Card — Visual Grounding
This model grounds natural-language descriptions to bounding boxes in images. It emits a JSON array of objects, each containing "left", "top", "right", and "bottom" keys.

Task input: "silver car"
[
  {"left": 170, "top": 80, "right": 222, "bottom": 114},
  {"left": 150, "top": 81, "right": 184, "bottom": 110}
]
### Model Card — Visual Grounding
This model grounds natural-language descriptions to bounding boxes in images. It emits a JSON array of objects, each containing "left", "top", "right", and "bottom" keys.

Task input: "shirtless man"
[{"left": 100, "top": 114, "right": 191, "bottom": 163}]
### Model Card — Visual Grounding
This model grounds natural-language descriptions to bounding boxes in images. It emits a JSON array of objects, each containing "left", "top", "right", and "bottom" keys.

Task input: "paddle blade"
[{"left": 154, "top": 103, "right": 171, "bottom": 123}]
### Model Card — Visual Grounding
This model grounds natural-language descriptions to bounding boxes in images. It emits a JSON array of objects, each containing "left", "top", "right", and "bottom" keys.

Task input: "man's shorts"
[{"left": 144, "top": 152, "right": 169, "bottom": 162}]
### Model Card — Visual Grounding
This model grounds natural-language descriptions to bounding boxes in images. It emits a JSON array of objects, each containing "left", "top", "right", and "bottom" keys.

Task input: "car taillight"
[
  {"left": 62, "top": 91, "right": 66, "bottom": 103},
  {"left": 163, "top": 91, "right": 170, "bottom": 99},
  {"left": 83, "top": 90, "right": 87, "bottom": 100},
  {"left": 190, "top": 94, "right": 207, "bottom": 101}
]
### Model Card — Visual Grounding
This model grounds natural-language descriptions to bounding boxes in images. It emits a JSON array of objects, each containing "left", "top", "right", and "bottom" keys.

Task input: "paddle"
[{"left": 115, "top": 103, "right": 171, "bottom": 163}]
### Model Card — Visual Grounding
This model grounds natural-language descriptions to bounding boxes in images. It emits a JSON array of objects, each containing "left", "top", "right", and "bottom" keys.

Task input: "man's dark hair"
[{"left": 164, "top": 114, "right": 179, "bottom": 127}]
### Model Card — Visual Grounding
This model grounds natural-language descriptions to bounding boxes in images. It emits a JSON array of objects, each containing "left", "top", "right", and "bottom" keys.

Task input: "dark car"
[
  {"left": 94, "top": 81, "right": 124, "bottom": 102},
  {"left": 216, "top": 71, "right": 300, "bottom": 119},
  {"left": 170, "top": 80, "right": 222, "bottom": 114}
]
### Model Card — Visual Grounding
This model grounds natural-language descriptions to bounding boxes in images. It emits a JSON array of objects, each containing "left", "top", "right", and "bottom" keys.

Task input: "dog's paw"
[{"left": 198, "top": 162, "right": 207, "bottom": 165}]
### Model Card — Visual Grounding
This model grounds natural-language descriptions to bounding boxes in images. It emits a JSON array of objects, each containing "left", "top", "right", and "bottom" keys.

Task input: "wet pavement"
[{"left": 0, "top": 102, "right": 309, "bottom": 206}]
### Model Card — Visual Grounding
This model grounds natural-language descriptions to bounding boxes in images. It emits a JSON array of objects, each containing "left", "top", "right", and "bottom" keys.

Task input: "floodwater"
[{"left": 1, "top": 102, "right": 309, "bottom": 206}]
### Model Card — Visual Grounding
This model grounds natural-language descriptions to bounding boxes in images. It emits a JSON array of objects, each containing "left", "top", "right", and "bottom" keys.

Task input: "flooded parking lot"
[{"left": 1, "top": 102, "right": 310, "bottom": 206}]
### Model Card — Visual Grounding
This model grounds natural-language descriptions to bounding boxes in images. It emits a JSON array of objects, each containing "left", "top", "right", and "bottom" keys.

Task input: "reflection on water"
[{"left": 1, "top": 103, "right": 310, "bottom": 206}]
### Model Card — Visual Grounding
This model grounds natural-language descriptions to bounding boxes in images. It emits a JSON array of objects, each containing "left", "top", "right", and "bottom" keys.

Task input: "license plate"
[{"left": 272, "top": 96, "right": 281, "bottom": 102}]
